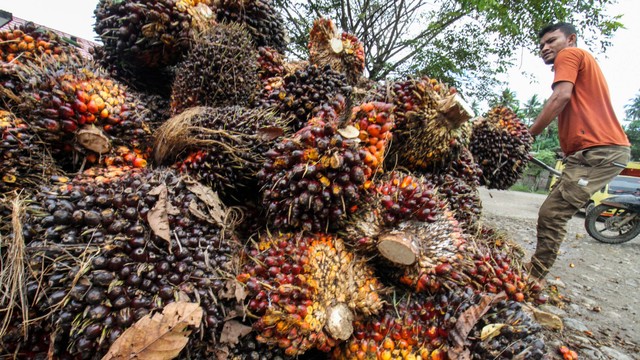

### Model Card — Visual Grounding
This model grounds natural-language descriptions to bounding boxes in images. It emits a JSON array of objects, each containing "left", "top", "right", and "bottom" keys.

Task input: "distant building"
[{"left": 0, "top": 9, "right": 97, "bottom": 58}]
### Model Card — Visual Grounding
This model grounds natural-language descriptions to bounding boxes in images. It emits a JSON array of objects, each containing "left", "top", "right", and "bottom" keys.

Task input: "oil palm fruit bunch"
[
  {"left": 424, "top": 148, "right": 483, "bottom": 231},
  {"left": 331, "top": 288, "right": 481, "bottom": 360},
  {"left": 13, "top": 167, "right": 241, "bottom": 358},
  {"left": 0, "top": 110, "right": 63, "bottom": 193},
  {"left": 468, "top": 299, "right": 545, "bottom": 359},
  {"left": 349, "top": 101, "right": 395, "bottom": 173},
  {"left": 231, "top": 333, "right": 293, "bottom": 360},
  {"left": 237, "top": 232, "right": 384, "bottom": 356},
  {"left": 257, "top": 46, "right": 286, "bottom": 83},
  {"left": 94, "top": 0, "right": 216, "bottom": 69},
  {"left": 469, "top": 106, "right": 533, "bottom": 190},
  {"left": 380, "top": 77, "right": 473, "bottom": 170},
  {"left": 0, "top": 21, "right": 79, "bottom": 65},
  {"left": 154, "top": 106, "right": 288, "bottom": 203},
  {"left": 256, "top": 64, "right": 352, "bottom": 131},
  {"left": 308, "top": 18, "right": 365, "bottom": 86},
  {"left": 1, "top": 54, "right": 152, "bottom": 170},
  {"left": 171, "top": 23, "right": 258, "bottom": 114},
  {"left": 214, "top": 0, "right": 288, "bottom": 53},
  {"left": 339, "top": 170, "right": 448, "bottom": 256},
  {"left": 257, "top": 117, "right": 375, "bottom": 232}
]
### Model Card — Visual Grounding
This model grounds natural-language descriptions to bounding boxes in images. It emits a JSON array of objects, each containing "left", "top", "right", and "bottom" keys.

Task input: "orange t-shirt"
[{"left": 553, "top": 47, "right": 629, "bottom": 155}]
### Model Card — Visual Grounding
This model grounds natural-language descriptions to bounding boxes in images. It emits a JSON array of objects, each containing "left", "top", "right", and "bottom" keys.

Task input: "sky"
[{"left": 1, "top": 0, "right": 638, "bottom": 121}]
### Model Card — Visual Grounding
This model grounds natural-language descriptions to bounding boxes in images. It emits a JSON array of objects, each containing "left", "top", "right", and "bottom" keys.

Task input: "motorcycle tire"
[{"left": 585, "top": 204, "right": 640, "bottom": 244}]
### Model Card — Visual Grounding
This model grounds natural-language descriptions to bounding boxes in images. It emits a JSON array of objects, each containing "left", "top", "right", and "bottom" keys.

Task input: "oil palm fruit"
[
  {"left": 231, "top": 333, "right": 292, "bottom": 359},
  {"left": 331, "top": 288, "right": 481, "bottom": 360},
  {"left": 10, "top": 167, "right": 241, "bottom": 358},
  {"left": 257, "top": 46, "right": 286, "bottom": 81},
  {"left": 0, "top": 110, "right": 63, "bottom": 193},
  {"left": 469, "top": 106, "right": 533, "bottom": 190},
  {"left": 238, "top": 232, "right": 384, "bottom": 356},
  {"left": 380, "top": 77, "right": 473, "bottom": 170},
  {"left": 349, "top": 101, "right": 395, "bottom": 173},
  {"left": 468, "top": 300, "right": 546, "bottom": 359},
  {"left": 94, "top": 0, "right": 216, "bottom": 69},
  {"left": 171, "top": 23, "right": 258, "bottom": 114},
  {"left": 154, "top": 106, "right": 288, "bottom": 203},
  {"left": 256, "top": 64, "right": 352, "bottom": 131},
  {"left": 0, "top": 21, "right": 79, "bottom": 65},
  {"left": 308, "top": 18, "right": 365, "bottom": 86},
  {"left": 1, "top": 54, "right": 152, "bottom": 171},
  {"left": 257, "top": 117, "right": 375, "bottom": 232},
  {"left": 214, "top": 0, "right": 288, "bottom": 53}
]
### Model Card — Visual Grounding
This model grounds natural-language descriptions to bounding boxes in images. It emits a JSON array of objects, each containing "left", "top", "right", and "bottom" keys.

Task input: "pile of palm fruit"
[{"left": 0, "top": 2, "right": 544, "bottom": 360}]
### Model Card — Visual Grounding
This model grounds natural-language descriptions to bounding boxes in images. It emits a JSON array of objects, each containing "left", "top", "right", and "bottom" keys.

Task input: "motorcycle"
[
  {"left": 584, "top": 195, "right": 640, "bottom": 244},
  {"left": 527, "top": 155, "right": 640, "bottom": 244}
]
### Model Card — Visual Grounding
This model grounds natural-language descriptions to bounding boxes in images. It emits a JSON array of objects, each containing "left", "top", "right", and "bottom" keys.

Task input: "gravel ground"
[{"left": 479, "top": 187, "right": 640, "bottom": 360}]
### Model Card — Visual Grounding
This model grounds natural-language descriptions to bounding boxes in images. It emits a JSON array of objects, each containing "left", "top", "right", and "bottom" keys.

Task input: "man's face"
[{"left": 539, "top": 29, "right": 574, "bottom": 65}]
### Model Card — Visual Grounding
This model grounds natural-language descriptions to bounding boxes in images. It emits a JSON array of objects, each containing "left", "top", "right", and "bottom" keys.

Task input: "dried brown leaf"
[
  {"left": 102, "top": 302, "right": 203, "bottom": 360},
  {"left": 186, "top": 182, "right": 225, "bottom": 225},
  {"left": 219, "top": 320, "right": 252, "bottom": 345},
  {"left": 148, "top": 184, "right": 171, "bottom": 244},
  {"left": 256, "top": 127, "right": 284, "bottom": 142},
  {"left": 448, "top": 292, "right": 507, "bottom": 355}
]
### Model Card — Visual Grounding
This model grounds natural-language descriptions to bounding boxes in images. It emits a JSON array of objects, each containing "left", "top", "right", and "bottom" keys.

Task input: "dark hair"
[{"left": 538, "top": 22, "right": 578, "bottom": 40}]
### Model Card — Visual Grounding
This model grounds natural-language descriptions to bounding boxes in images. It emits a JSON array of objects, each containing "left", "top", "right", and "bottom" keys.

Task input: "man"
[{"left": 527, "top": 22, "right": 630, "bottom": 281}]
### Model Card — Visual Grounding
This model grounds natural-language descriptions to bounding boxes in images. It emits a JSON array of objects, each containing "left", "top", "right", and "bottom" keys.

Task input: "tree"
[
  {"left": 275, "top": 0, "right": 623, "bottom": 97},
  {"left": 521, "top": 94, "right": 542, "bottom": 127},
  {"left": 624, "top": 91, "right": 640, "bottom": 160}
]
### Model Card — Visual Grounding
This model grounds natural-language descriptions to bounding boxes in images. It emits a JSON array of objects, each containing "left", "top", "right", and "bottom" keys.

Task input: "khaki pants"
[{"left": 530, "top": 145, "right": 630, "bottom": 279}]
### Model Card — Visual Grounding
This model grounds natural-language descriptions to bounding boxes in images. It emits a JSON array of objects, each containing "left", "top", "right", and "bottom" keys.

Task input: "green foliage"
[
  {"left": 624, "top": 91, "right": 640, "bottom": 160},
  {"left": 274, "top": 0, "right": 623, "bottom": 99}
]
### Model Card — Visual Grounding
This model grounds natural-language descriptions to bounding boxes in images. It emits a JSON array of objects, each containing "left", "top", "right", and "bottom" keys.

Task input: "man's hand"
[{"left": 529, "top": 81, "right": 573, "bottom": 136}]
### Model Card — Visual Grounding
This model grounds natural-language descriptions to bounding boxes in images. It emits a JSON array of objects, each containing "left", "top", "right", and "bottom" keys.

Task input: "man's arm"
[{"left": 529, "top": 81, "right": 574, "bottom": 136}]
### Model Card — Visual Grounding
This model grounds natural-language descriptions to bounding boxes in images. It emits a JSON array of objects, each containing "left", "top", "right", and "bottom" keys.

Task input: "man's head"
[{"left": 538, "top": 22, "right": 578, "bottom": 65}]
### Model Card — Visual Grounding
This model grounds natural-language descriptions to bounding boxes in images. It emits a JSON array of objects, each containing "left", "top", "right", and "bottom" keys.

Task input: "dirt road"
[{"left": 479, "top": 187, "right": 640, "bottom": 359}]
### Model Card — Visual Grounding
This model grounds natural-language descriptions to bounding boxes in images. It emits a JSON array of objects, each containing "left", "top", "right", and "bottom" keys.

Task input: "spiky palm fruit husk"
[
  {"left": 154, "top": 106, "right": 288, "bottom": 203},
  {"left": 2, "top": 167, "right": 241, "bottom": 358},
  {"left": 237, "top": 232, "right": 384, "bottom": 356},
  {"left": 94, "top": 0, "right": 216, "bottom": 69},
  {"left": 339, "top": 170, "right": 448, "bottom": 254},
  {"left": 214, "top": 0, "right": 288, "bottom": 53},
  {"left": 0, "top": 110, "right": 63, "bottom": 193},
  {"left": 469, "top": 106, "right": 533, "bottom": 190},
  {"left": 257, "top": 117, "right": 375, "bottom": 232},
  {"left": 256, "top": 64, "right": 353, "bottom": 131},
  {"left": 331, "top": 288, "right": 481, "bottom": 360},
  {"left": 0, "top": 22, "right": 80, "bottom": 65},
  {"left": 308, "top": 18, "right": 365, "bottom": 86},
  {"left": 171, "top": 23, "right": 259, "bottom": 114},
  {"left": 0, "top": 54, "right": 152, "bottom": 170},
  {"left": 424, "top": 150, "right": 483, "bottom": 232},
  {"left": 468, "top": 300, "right": 545, "bottom": 359},
  {"left": 380, "top": 77, "right": 472, "bottom": 170}
]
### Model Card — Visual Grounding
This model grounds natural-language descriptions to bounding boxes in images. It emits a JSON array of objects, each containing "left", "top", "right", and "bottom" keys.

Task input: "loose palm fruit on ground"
[
  {"left": 171, "top": 22, "right": 258, "bottom": 114},
  {"left": 349, "top": 101, "right": 395, "bottom": 173},
  {"left": 8, "top": 167, "right": 241, "bottom": 358},
  {"left": 238, "top": 232, "right": 384, "bottom": 356},
  {"left": 469, "top": 106, "right": 533, "bottom": 190},
  {"left": 379, "top": 76, "right": 473, "bottom": 170},
  {"left": 331, "top": 288, "right": 481, "bottom": 360},
  {"left": 0, "top": 21, "right": 80, "bottom": 65},
  {"left": 94, "top": 0, "right": 216, "bottom": 69},
  {"left": 214, "top": 0, "right": 288, "bottom": 53},
  {"left": 255, "top": 64, "right": 352, "bottom": 131},
  {"left": 308, "top": 18, "right": 365, "bottom": 86},
  {"left": 0, "top": 53, "right": 152, "bottom": 170},
  {"left": 0, "top": 110, "right": 63, "bottom": 193},
  {"left": 257, "top": 117, "right": 375, "bottom": 232},
  {"left": 339, "top": 170, "right": 448, "bottom": 257},
  {"left": 154, "top": 106, "right": 288, "bottom": 203},
  {"left": 467, "top": 299, "right": 545, "bottom": 359}
]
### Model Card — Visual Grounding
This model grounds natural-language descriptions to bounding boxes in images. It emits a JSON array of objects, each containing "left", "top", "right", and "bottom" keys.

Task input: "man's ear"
[{"left": 568, "top": 33, "right": 577, "bottom": 46}]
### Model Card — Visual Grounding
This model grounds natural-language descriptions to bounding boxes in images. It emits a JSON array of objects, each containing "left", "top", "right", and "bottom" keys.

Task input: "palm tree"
[
  {"left": 625, "top": 91, "right": 640, "bottom": 121},
  {"left": 522, "top": 94, "right": 542, "bottom": 127}
]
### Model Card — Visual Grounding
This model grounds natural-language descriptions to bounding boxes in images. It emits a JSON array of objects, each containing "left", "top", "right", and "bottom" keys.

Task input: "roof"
[{"left": 0, "top": 10, "right": 98, "bottom": 58}]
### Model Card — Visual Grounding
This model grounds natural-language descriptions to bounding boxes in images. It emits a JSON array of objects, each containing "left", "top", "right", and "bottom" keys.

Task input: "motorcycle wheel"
[{"left": 585, "top": 204, "right": 640, "bottom": 244}]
